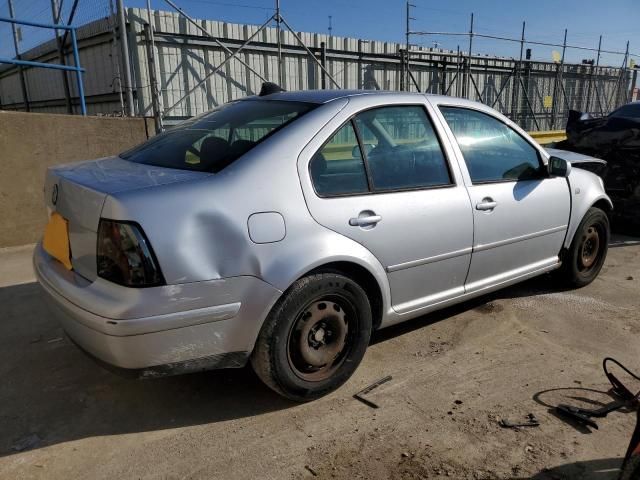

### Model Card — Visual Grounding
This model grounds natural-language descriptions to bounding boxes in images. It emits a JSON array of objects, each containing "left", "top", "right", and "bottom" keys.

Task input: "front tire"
[
  {"left": 251, "top": 273, "right": 372, "bottom": 402},
  {"left": 560, "top": 207, "right": 610, "bottom": 287}
]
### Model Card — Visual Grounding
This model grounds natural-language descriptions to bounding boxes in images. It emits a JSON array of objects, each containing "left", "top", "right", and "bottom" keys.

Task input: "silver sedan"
[{"left": 34, "top": 87, "right": 612, "bottom": 400}]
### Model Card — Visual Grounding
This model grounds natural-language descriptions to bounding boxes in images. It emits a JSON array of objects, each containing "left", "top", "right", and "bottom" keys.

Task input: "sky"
[{"left": 125, "top": 0, "right": 640, "bottom": 68}]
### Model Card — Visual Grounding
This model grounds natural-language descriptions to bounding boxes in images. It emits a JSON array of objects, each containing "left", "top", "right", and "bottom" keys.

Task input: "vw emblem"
[{"left": 52, "top": 184, "right": 59, "bottom": 206}]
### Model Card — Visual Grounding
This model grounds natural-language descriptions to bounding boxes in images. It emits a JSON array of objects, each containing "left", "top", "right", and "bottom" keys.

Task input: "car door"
[
  {"left": 299, "top": 100, "right": 473, "bottom": 314},
  {"left": 433, "top": 104, "right": 571, "bottom": 293}
]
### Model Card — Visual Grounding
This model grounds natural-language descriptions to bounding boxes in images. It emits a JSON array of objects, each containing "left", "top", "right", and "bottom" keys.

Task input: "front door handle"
[
  {"left": 349, "top": 212, "right": 382, "bottom": 228},
  {"left": 476, "top": 198, "right": 497, "bottom": 211}
]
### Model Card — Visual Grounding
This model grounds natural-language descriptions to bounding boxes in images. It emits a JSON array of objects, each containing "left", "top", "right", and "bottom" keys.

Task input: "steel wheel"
[
  {"left": 558, "top": 207, "right": 609, "bottom": 288},
  {"left": 251, "top": 272, "right": 372, "bottom": 401},
  {"left": 578, "top": 224, "right": 602, "bottom": 272},
  {"left": 287, "top": 295, "right": 356, "bottom": 382}
]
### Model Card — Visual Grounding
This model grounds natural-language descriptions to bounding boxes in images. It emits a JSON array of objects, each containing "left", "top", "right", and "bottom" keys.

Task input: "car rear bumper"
[{"left": 33, "top": 243, "right": 282, "bottom": 373}]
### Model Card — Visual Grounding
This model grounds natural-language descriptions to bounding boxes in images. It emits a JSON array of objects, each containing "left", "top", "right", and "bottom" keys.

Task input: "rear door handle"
[
  {"left": 476, "top": 198, "right": 497, "bottom": 211},
  {"left": 349, "top": 214, "right": 382, "bottom": 227}
]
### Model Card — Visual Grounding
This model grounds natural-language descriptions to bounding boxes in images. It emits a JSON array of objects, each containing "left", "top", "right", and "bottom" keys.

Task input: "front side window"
[
  {"left": 440, "top": 107, "right": 543, "bottom": 183},
  {"left": 121, "top": 100, "right": 315, "bottom": 173},
  {"left": 354, "top": 106, "right": 452, "bottom": 190},
  {"left": 309, "top": 122, "right": 369, "bottom": 197}
]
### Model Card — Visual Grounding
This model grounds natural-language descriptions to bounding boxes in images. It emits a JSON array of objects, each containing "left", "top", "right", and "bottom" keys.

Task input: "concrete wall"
[{"left": 0, "top": 111, "right": 153, "bottom": 248}]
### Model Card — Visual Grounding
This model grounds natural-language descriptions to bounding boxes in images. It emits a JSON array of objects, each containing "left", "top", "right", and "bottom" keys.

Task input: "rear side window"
[
  {"left": 354, "top": 106, "right": 451, "bottom": 190},
  {"left": 120, "top": 100, "right": 315, "bottom": 173},
  {"left": 310, "top": 122, "right": 369, "bottom": 197},
  {"left": 439, "top": 107, "right": 542, "bottom": 183},
  {"left": 310, "top": 105, "right": 452, "bottom": 197}
]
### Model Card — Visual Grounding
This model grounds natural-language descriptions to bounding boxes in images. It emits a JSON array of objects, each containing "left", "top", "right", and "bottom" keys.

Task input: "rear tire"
[
  {"left": 559, "top": 207, "right": 609, "bottom": 287},
  {"left": 251, "top": 273, "right": 372, "bottom": 402}
]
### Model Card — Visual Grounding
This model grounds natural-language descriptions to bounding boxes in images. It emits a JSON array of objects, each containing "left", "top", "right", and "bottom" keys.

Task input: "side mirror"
[{"left": 548, "top": 156, "right": 572, "bottom": 177}]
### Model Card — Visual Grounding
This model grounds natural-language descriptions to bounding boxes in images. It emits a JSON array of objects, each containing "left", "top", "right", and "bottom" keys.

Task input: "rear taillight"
[{"left": 97, "top": 219, "right": 165, "bottom": 288}]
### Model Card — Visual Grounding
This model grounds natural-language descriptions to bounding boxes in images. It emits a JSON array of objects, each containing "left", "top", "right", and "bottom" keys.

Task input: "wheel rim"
[
  {"left": 287, "top": 294, "right": 356, "bottom": 382},
  {"left": 578, "top": 224, "right": 602, "bottom": 271}
]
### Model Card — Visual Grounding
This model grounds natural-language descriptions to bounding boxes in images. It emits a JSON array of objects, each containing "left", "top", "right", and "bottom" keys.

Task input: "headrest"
[{"left": 199, "top": 136, "right": 230, "bottom": 171}]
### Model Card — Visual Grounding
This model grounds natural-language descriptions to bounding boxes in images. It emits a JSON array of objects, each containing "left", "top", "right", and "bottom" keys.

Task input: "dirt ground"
[{"left": 1, "top": 236, "right": 639, "bottom": 480}]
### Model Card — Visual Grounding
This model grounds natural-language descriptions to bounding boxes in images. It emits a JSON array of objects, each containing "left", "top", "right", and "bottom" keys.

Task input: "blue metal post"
[
  {"left": 70, "top": 28, "right": 86, "bottom": 115},
  {"left": 0, "top": 16, "right": 87, "bottom": 115},
  {"left": 0, "top": 57, "right": 84, "bottom": 71}
]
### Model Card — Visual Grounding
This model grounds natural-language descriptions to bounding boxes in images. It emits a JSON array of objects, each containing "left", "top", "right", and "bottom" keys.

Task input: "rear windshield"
[
  {"left": 120, "top": 100, "right": 315, "bottom": 172},
  {"left": 609, "top": 103, "right": 640, "bottom": 119}
]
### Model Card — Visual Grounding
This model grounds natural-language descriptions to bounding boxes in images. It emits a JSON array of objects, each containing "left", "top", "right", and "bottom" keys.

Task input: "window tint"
[
  {"left": 120, "top": 100, "right": 315, "bottom": 173},
  {"left": 354, "top": 106, "right": 451, "bottom": 190},
  {"left": 310, "top": 122, "right": 369, "bottom": 196},
  {"left": 440, "top": 107, "right": 542, "bottom": 183}
]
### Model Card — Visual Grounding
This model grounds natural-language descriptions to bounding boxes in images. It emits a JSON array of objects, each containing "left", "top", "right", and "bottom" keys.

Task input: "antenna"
[{"left": 328, "top": 15, "right": 332, "bottom": 36}]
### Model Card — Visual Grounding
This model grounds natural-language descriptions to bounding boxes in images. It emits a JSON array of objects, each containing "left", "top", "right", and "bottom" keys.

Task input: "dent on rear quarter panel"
[{"left": 100, "top": 98, "right": 351, "bottom": 285}]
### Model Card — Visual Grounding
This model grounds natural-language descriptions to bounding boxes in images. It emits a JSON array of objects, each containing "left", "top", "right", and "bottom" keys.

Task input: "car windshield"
[{"left": 120, "top": 100, "right": 316, "bottom": 172}]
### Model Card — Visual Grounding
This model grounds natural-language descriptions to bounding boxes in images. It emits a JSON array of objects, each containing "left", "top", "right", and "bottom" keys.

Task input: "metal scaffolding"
[
  {"left": 0, "top": 14, "right": 86, "bottom": 115},
  {"left": 139, "top": 0, "right": 341, "bottom": 132},
  {"left": 405, "top": 9, "right": 638, "bottom": 130},
  {"left": 0, "top": 0, "right": 636, "bottom": 129}
]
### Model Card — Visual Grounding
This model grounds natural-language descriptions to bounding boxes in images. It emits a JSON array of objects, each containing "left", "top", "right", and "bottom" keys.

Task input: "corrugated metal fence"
[{"left": 0, "top": 7, "right": 635, "bottom": 132}]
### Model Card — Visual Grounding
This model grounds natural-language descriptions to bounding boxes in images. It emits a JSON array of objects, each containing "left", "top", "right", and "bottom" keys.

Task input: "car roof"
[{"left": 242, "top": 89, "right": 437, "bottom": 104}]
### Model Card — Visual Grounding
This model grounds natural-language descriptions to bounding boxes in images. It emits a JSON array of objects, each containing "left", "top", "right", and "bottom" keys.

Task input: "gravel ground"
[{"left": 1, "top": 237, "right": 639, "bottom": 480}]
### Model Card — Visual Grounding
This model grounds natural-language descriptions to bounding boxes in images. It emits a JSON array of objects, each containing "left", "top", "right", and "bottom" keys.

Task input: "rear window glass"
[
  {"left": 609, "top": 103, "right": 640, "bottom": 119},
  {"left": 120, "top": 100, "right": 315, "bottom": 172}
]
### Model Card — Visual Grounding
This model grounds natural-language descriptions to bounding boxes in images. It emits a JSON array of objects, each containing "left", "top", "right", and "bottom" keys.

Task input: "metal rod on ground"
[
  {"left": 465, "top": 13, "right": 473, "bottom": 99},
  {"left": 69, "top": 28, "right": 86, "bottom": 115},
  {"left": 116, "top": 0, "right": 135, "bottom": 116},
  {"left": 279, "top": 16, "right": 341, "bottom": 88},
  {"left": 320, "top": 41, "right": 327, "bottom": 89},
  {"left": 162, "top": 14, "right": 275, "bottom": 117},
  {"left": 7, "top": 0, "right": 29, "bottom": 112},
  {"left": 162, "top": 0, "right": 269, "bottom": 85},
  {"left": 143, "top": 24, "right": 162, "bottom": 131},
  {"left": 276, "top": 0, "right": 283, "bottom": 86},
  {"left": 51, "top": 0, "right": 72, "bottom": 113}
]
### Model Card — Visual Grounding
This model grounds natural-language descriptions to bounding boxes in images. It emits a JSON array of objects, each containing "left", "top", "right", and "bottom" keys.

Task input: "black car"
[{"left": 557, "top": 102, "right": 640, "bottom": 233}]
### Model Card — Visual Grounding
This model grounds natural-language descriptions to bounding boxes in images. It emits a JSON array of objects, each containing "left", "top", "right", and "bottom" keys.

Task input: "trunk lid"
[{"left": 44, "top": 156, "right": 209, "bottom": 280}]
